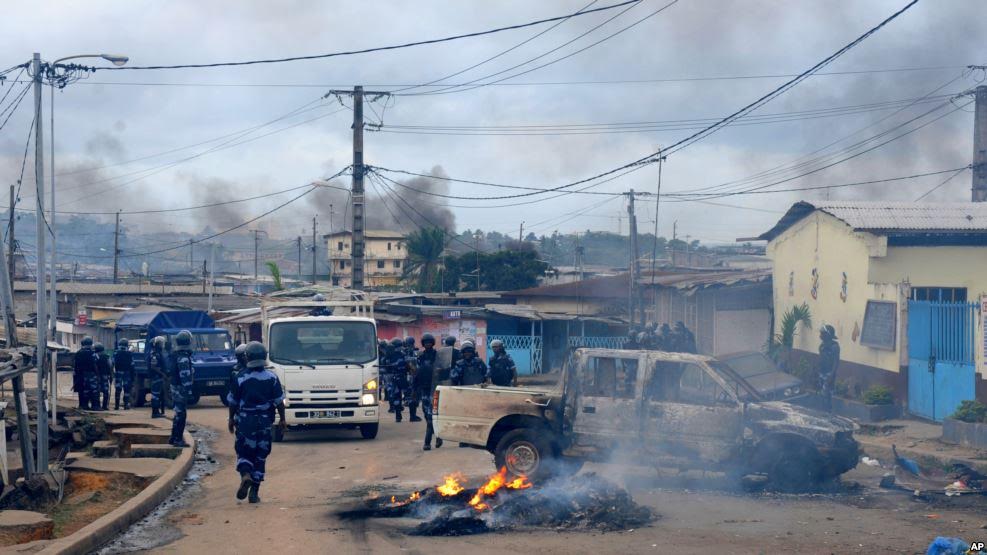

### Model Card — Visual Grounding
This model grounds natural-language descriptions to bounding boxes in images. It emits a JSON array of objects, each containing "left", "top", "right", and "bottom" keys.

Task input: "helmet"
[
  {"left": 404, "top": 336, "right": 416, "bottom": 347},
  {"left": 821, "top": 324, "right": 837, "bottom": 340},
  {"left": 94, "top": 343, "right": 105, "bottom": 353},
  {"left": 389, "top": 337, "right": 403, "bottom": 348},
  {"left": 175, "top": 330, "right": 193, "bottom": 348},
  {"left": 235, "top": 343, "right": 248, "bottom": 364},
  {"left": 421, "top": 333, "right": 435, "bottom": 347},
  {"left": 81, "top": 337, "right": 93, "bottom": 347},
  {"left": 312, "top": 293, "right": 326, "bottom": 302},
  {"left": 490, "top": 339, "right": 504, "bottom": 350},
  {"left": 117, "top": 339, "right": 129, "bottom": 349},
  {"left": 444, "top": 336, "right": 457, "bottom": 347},
  {"left": 152, "top": 336, "right": 166, "bottom": 349},
  {"left": 461, "top": 340, "right": 475, "bottom": 352},
  {"left": 378, "top": 339, "right": 388, "bottom": 348},
  {"left": 244, "top": 341, "right": 267, "bottom": 369}
]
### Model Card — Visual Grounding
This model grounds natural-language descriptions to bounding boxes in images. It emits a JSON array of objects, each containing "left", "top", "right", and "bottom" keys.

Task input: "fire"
[
  {"left": 436, "top": 473, "right": 466, "bottom": 496},
  {"left": 409, "top": 491, "right": 421, "bottom": 501},
  {"left": 389, "top": 491, "right": 422, "bottom": 506},
  {"left": 468, "top": 467, "right": 529, "bottom": 511}
]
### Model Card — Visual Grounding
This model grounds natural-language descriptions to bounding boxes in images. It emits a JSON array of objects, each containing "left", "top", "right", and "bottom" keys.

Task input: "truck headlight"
[
  {"left": 364, "top": 379, "right": 378, "bottom": 391},
  {"left": 361, "top": 393, "right": 376, "bottom": 406}
]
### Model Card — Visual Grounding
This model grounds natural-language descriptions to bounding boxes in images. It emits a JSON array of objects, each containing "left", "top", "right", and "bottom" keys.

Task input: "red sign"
[{"left": 76, "top": 313, "right": 88, "bottom": 326}]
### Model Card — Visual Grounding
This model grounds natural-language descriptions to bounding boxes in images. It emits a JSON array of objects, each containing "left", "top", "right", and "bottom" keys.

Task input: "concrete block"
[
  {"left": 0, "top": 510, "right": 54, "bottom": 546},
  {"left": 129, "top": 444, "right": 182, "bottom": 460},
  {"left": 112, "top": 428, "right": 171, "bottom": 456},
  {"left": 91, "top": 441, "right": 119, "bottom": 459}
]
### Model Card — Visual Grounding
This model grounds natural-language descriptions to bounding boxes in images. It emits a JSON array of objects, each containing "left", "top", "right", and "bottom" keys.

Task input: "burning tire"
[
  {"left": 360, "top": 424, "right": 379, "bottom": 440},
  {"left": 747, "top": 434, "right": 823, "bottom": 492},
  {"left": 494, "top": 428, "right": 555, "bottom": 481}
]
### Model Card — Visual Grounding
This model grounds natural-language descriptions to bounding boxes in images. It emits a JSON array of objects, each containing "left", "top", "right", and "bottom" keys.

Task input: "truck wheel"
[
  {"left": 494, "top": 428, "right": 556, "bottom": 481},
  {"left": 273, "top": 426, "right": 285, "bottom": 442},
  {"left": 187, "top": 393, "right": 201, "bottom": 406},
  {"left": 359, "top": 424, "right": 379, "bottom": 440},
  {"left": 748, "top": 434, "right": 823, "bottom": 493}
]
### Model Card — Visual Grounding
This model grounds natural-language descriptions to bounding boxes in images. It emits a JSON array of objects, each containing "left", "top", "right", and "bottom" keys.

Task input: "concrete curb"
[
  {"left": 857, "top": 437, "right": 987, "bottom": 474},
  {"left": 35, "top": 429, "right": 196, "bottom": 555}
]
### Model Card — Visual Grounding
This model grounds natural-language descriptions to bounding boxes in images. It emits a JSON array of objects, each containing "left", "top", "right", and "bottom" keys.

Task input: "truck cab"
[{"left": 262, "top": 289, "right": 380, "bottom": 441}]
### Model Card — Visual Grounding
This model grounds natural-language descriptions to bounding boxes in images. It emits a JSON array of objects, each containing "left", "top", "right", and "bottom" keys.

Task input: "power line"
[
  {"left": 86, "top": 1, "right": 640, "bottom": 71},
  {"left": 914, "top": 167, "right": 970, "bottom": 201}
]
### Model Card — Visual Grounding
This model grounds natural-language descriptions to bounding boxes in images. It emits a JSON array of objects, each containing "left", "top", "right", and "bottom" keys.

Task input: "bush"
[
  {"left": 862, "top": 385, "right": 893, "bottom": 405},
  {"left": 952, "top": 400, "right": 987, "bottom": 423}
]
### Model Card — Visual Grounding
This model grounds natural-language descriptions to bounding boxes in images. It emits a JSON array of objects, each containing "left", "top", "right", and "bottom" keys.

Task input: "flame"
[
  {"left": 436, "top": 473, "right": 466, "bottom": 496},
  {"left": 506, "top": 476, "right": 532, "bottom": 490},
  {"left": 409, "top": 491, "right": 421, "bottom": 502},
  {"left": 468, "top": 468, "right": 511, "bottom": 511},
  {"left": 390, "top": 495, "right": 396, "bottom": 504}
]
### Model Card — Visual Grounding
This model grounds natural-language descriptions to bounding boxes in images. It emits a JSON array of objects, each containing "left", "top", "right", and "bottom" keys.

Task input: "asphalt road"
[{"left": 139, "top": 399, "right": 987, "bottom": 554}]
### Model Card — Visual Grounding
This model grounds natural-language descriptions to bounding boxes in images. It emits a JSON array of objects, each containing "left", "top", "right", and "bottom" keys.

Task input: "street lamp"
[{"left": 30, "top": 51, "right": 128, "bottom": 475}]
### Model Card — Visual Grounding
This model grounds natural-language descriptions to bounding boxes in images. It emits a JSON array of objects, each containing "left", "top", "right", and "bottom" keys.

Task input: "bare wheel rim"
[{"left": 505, "top": 440, "right": 540, "bottom": 475}]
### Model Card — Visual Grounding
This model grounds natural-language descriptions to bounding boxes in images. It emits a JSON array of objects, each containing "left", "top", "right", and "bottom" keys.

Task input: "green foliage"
[
  {"left": 767, "top": 303, "right": 812, "bottom": 371},
  {"left": 952, "top": 400, "right": 987, "bottom": 423},
  {"left": 403, "top": 227, "right": 448, "bottom": 292},
  {"left": 265, "top": 261, "right": 283, "bottom": 291},
  {"left": 834, "top": 380, "right": 851, "bottom": 398},
  {"left": 440, "top": 248, "right": 549, "bottom": 292},
  {"left": 862, "top": 385, "right": 893, "bottom": 405}
]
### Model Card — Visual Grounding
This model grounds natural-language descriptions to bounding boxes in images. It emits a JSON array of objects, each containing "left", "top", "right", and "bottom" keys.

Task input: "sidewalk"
[{"left": 855, "top": 418, "right": 987, "bottom": 473}]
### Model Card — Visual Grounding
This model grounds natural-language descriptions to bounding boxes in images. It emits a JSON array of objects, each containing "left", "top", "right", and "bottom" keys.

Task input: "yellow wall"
[
  {"left": 767, "top": 212, "right": 904, "bottom": 374},
  {"left": 870, "top": 247, "right": 987, "bottom": 298}
]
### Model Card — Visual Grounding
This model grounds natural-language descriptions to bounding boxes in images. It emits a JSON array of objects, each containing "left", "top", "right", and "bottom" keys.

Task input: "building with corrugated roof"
[{"left": 759, "top": 201, "right": 987, "bottom": 420}]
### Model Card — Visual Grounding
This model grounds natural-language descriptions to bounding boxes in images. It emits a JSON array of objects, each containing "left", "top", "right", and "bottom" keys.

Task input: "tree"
[
  {"left": 403, "top": 227, "right": 448, "bottom": 292},
  {"left": 767, "top": 303, "right": 812, "bottom": 374},
  {"left": 265, "top": 261, "right": 284, "bottom": 291},
  {"left": 440, "top": 249, "right": 549, "bottom": 292}
]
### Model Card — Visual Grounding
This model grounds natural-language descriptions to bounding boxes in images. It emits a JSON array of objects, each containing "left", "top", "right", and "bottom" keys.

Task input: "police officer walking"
[
  {"left": 169, "top": 330, "right": 195, "bottom": 448},
  {"left": 94, "top": 343, "right": 112, "bottom": 411},
  {"left": 383, "top": 338, "right": 411, "bottom": 422},
  {"left": 227, "top": 341, "right": 285, "bottom": 504},
  {"left": 818, "top": 325, "right": 841, "bottom": 413},
  {"left": 227, "top": 343, "right": 248, "bottom": 404},
  {"left": 403, "top": 337, "right": 422, "bottom": 422},
  {"left": 113, "top": 339, "right": 135, "bottom": 410},
  {"left": 487, "top": 339, "right": 518, "bottom": 387},
  {"left": 149, "top": 336, "right": 169, "bottom": 419},
  {"left": 443, "top": 335, "right": 461, "bottom": 367},
  {"left": 450, "top": 341, "right": 487, "bottom": 386},
  {"left": 72, "top": 337, "right": 96, "bottom": 410},
  {"left": 414, "top": 334, "right": 445, "bottom": 450}
]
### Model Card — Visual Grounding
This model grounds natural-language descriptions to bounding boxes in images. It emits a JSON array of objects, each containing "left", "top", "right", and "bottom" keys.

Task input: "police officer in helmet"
[
  {"left": 149, "top": 336, "right": 169, "bottom": 418},
  {"left": 113, "top": 339, "right": 135, "bottom": 410},
  {"left": 228, "top": 341, "right": 285, "bottom": 504},
  {"left": 94, "top": 343, "right": 112, "bottom": 410},
  {"left": 73, "top": 337, "right": 96, "bottom": 410},
  {"left": 414, "top": 334, "right": 445, "bottom": 450},
  {"left": 488, "top": 339, "right": 518, "bottom": 387},
  {"left": 169, "top": 330, "right": 195, "bottom": 448}
]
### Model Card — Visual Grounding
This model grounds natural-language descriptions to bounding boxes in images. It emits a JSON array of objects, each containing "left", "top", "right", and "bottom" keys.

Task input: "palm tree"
[
  {"left": 767, "top": 303, "right": 812, "bottom": 372},
  {"left": 403, "top": 227, "right": 448, "bottom": 292},
  {"left": 265, "top": 261, "right": 284, "bottom": 291}
]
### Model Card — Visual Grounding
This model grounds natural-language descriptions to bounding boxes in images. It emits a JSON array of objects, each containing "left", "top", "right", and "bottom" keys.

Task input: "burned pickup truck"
[{"left": 433, "top": 348, "right": 858, "bottom": 490}]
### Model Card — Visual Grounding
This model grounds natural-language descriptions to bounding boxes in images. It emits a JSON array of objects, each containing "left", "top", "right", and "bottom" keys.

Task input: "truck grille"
[{"left": 287, "top": 389, "right": 361, "bottom": 406}]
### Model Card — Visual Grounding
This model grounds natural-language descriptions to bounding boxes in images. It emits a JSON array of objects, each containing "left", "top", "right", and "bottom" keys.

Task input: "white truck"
[{"left": 261, "top": 289, "right": 380, "bottom": 441}]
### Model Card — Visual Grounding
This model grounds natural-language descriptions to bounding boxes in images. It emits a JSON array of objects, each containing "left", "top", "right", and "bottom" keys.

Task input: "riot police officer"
[
  {"left": 487, "top": 339, "right": 518, "bottom": 387},
  {"left": 403, "top": 337, "right": 421, "bottom": 422},
  {"left": 149, "top": 336, "right": 169, "bottom": 418},
  {"left": 450, "top": 341, "right": 487, "bottom": 386},
  {"left": 383, "top": 337, "right": 410, "bottom": 422},
  {"left": 444, "top": 335, "right": 460, "bottom": 366},
  {"left": 73, "top": 337, "right": 96, "bottom": 410},
  {"left": 414, "top": 334, "right": 444, "bottom": 450},
  {"left": 94, "top": 343, "right": 112, "bottom": 410},
  {"left": 169, "top": 330, "right": 195, "bottom": 448},
  {"left": 113, "top": 339, "right": 135, "bottom": 410},
  {"left": 227, "top": 341, "right": 285, "bottom": 504}
]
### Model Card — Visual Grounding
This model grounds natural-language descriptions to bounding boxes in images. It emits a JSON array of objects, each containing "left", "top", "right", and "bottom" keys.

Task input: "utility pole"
[
  {"left": 519, "top": 222, "right": 524, "bottom": 243},
  {"left": 31, "top": 52, "right": 48, "bottom": 474},
  {"left": 973, "top": 85, "right": 987, "bottom": 202},
  {"left": 208, "top": 243, "right": 215, "bottom": 312},
  {"left": 627, "top": 190, "right": 639, "bottom": 326},
  {"left": 0, "top": 234, "right": 34, "bottom": 477},
  {"left": 112, "top": 211, "right": 120, "bottom": 284},
  {"left": 327, "top": 87, "right": 390, "bottom": 291},
  {"left": 296, "top": 236, "right": 302, "bottom": 284},
  {"left": 8, "top": 185, "right": 15, "bottom": 283},
  {"left": 252, "top": 230, "right": 261, "bottom": 283},
  {"left": 311, "top": 216, "right": 317, "bottom": 285},
  {"left": 201, "top": 259, "right": 207, "bottom": 294},
  {"left": 189, "top": 239, "right": 195, "bottom": 272}
]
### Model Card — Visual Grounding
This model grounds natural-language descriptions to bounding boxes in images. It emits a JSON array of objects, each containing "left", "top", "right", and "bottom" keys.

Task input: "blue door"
[
  {"left": 907, "top": 300, "right": 979, "bottom": 421},
  {"left": 487, "top": 335, "right": 542, "bottom": 375}
]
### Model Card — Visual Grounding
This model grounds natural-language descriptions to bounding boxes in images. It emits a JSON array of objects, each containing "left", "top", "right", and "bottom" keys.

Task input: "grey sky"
[{"left": 0, "top": 0, "right": 984, "bottom": 244}]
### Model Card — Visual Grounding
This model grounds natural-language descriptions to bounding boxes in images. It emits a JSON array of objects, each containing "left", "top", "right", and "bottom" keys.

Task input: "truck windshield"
[
  {"left": 196, "top": 333, "right": 232, "bottom": 353},
  {"left": 269, "top": 321, "right": 376, "bottom": 365}
]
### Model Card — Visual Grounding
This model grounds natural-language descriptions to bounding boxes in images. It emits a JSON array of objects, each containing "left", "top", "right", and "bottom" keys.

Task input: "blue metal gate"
[
  {"left": 487, "top": 335, "right": 542, "bottom": 375},
  {"left": 907, "top": 300, "right": 979, "bottom": 421}
]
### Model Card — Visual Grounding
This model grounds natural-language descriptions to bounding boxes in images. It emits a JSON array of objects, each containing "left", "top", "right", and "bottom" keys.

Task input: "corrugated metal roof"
[
  {"left": 636, "top": 269, "right": 771, "bottom": 290},
  {"left": 12, "top": 281, "right": 234, "bottom": 295},
  {"left": 759, "top": 201, "right": 987, "bottom": 241}
]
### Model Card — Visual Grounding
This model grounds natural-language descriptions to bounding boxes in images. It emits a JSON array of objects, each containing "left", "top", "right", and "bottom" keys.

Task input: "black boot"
[
  {"left": 395, "top": 410, "right": 403, "bottom": 423},
  {"left": 423, "top": 443, "right": 431, "bottom": 451},
  {"left": 435, "top": 438, "right": 443, "bottom": 448},
  {"left": 248, "top": 482, "right": 260, "bottom": 504},
  {"left": 409, "top": 407, "right": 422, "bottom": 422},
  {"left": 236, "top": 473, "right": 253, "bottom": 500}
]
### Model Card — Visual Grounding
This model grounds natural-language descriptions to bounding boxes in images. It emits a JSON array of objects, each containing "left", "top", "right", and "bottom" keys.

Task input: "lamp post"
[{"left": 33, "top": 52, "right": 128, "bottom": 474}]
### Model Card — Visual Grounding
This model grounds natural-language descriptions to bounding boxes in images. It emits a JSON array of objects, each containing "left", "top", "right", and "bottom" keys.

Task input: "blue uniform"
[
  {"left": 169, "top": 349, "right": 195, "bottom": 444},
  {"left": 227, "top": 368, "right": 284, "bottom": 483},
  {"left": 403, "top": 346, "right": 420, "bottom": 412},
  {"left": 113, "top": 349, "right": 135, "bottom": 409},
  {"left": 488, "top": 352, "right": 518, "bottom": 386},
  {"left": 382, "top": 349, "right": 410, "bottom": 415},
  {"left": 95, "top": 352, "right": 113, "bottom": 410},
  {"left": 149, "top": 349, "right": 168, "bottom": 416},
  {"left": 72, "top": 347, "right": 96, "bottom": 409},
  {"left": 451, "top": 356, "right": 488, "bottom": 386}
]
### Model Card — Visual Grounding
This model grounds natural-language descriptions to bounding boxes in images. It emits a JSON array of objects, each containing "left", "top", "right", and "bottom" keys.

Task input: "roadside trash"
[
  {"left": 892, "top": 445, "right": 922, "bottom": 476},
  {"left": 925, "top": 536, "right": 970, "bottom": 555},
  {"left": 944, "top": 481, "right": 973, "bottom": 497},
  {"left": 924, "top": 514, "right": 940, "bottom": 519},
  {"left": 861, "top": 456, "right": 881, "bottom": 467},
  {"left": 879, "top": 474, "right": 896, "bottom": 489}
]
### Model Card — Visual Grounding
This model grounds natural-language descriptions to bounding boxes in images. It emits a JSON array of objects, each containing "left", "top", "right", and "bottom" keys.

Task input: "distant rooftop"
[
  {"left": 322, "top": 229, "right": 406, "bottom": 239},
  {"left": 758, "top": 201, "right": 987, "bottom": 241}
]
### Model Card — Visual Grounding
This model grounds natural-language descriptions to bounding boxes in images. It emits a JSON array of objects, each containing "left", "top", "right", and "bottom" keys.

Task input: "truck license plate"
[
  {"left": 311, "top": 410, "right": 342, "bottom": 419},
  {"left": 207, "top": 380, "right": 226, "bottom": 387}
]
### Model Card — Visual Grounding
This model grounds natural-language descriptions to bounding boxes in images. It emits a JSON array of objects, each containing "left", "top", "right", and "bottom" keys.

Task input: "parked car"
[
  {"left": 718, "top": 351, "right": 802, "bottom": 400},
  {"left": 433, "top": 348, "right": 858, "bottom": 491}
]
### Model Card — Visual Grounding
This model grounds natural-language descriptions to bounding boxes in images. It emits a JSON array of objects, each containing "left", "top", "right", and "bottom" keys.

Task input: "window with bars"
[{"left": 911, "top": 287, "right": 967, "bottom": 302}]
